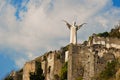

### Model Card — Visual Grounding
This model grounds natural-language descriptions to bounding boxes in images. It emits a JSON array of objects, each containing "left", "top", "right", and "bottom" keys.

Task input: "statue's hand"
[
  {"left": 76, "top": 23, "right": 87, "bottom": 30},
  {"left": 62, "top": 20, "right": 72, "bottom": 29}
]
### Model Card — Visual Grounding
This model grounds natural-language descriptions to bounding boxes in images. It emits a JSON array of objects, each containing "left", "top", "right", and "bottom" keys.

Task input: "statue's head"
[
  {"left": 74, "top": 21, "right": 76, "bottom": 26},
  {"left": 72, "top": 21, "right": 76, "bottom": 27}
]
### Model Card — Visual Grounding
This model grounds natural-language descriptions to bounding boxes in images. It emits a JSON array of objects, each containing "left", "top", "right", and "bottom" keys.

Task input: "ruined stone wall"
[{"left": 89, "top": 35, "right": 120, "bottom": 49}]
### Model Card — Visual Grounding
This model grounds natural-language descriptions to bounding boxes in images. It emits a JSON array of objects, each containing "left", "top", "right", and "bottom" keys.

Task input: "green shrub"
[
  {"left": 76, "top": 76, "right": 83, "bottom": 80},
  {"left": 97, "top": 32, "right": 109, "bottom": 38},
  {"left": 109, "top": 28, "right": 120, "bottom": 38},
  {"left": 61, "top": 45, "right": 69, "bottom": 53},
  {"left": 60, "top": 62, "right": 68, "bottom": 80},
  {"left": 99, "top": 60, "right": 118, "bottom": 80},
  {"left": 96, "top": 23, "right": 120, "bottom": 38}
]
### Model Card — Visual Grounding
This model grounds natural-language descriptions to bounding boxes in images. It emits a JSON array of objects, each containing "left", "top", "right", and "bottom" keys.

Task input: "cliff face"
[
  {"left": 6, "top": 26, "right": 120, "bottom": 80},
  {"left": 8, "top": 38, "right": 120, "bottom": 80},
  {"left": 67, "top": 27, "right": 120, "bottom": 80},
  {"left": 23, "top": 61, "right": 36, "bottom": 80},
  {"left": 68, "top": 44, "right": 119, "bottom": 80}
]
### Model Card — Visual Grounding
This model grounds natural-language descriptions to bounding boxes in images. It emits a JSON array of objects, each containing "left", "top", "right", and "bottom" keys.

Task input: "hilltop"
[{"left": 4, "top": 23, "right": 120, "bottom": 80}]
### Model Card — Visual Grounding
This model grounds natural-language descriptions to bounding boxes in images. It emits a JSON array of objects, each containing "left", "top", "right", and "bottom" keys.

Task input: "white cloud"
[
  {"left": 0, "top": 0, "right": 120, "bottom": 68},
  {"left": 15, "top": 58, "right": 26, "bottom": 67}
]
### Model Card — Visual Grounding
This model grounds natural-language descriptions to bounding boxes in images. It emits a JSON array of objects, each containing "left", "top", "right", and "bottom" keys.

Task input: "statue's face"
[
  {"left": 74, "top": 22, "right": 76, "bottom": 25},
  {"left": 73, "top": 22, "right": 76, "bottom": 26}
]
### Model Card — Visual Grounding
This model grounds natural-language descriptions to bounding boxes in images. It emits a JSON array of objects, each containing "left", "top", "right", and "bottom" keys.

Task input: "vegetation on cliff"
[
  {"left": 61, "top": 45, "right": 69, "bottom": 53},
  {"left": 94, "top": 58, "right": 120, "bottom": 80},
  {"left": 97, "top": 23, "right": 120, "bottom": 38},
  {"left": 100, "top": 60, "right": 117, "bottom": 79},
  {"left": 60, "top": 62, "right": 68, "bottom": 80}
]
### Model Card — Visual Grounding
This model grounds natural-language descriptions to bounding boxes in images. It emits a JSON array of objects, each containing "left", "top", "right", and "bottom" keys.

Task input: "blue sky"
[
  {"left": 0, "top": 0, "right": 120, "bottom": 79},
  {"left": 10, "top": 0, "right": 29, "bottom": 20},
  {"left": 0, "top": 53, "right": 16, "bottom": 79},
  {"left": 112, "top": 0, "right": 120, "bottom": 7}
]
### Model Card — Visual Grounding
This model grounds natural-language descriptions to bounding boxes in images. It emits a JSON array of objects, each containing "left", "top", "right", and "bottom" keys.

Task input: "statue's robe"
[{"left": 70, "top": 26, "right": 77, "bottom": 44}]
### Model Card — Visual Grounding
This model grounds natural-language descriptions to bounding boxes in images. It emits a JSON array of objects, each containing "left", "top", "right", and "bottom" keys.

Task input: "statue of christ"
[{"left": 63, "top": 20, "right": 86, "bottom": 44}]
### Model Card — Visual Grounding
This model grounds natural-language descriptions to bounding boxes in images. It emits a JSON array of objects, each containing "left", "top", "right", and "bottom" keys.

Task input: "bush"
[
  {"left": 76, "top": 76, "right": 83, "bottom": 80},
  {"left": 97, "top": 23, "right": 120, "bottom": 38},
  {"left": 61, "top": 45, "right": 69, "bottom": 53},
  {"left": 97, "top": 32, "right": 109, "bottom": 38},
  {"left": 109, "top": 28, "right": 120, "bottom": 38},
  {"left": 99, "top": 60, "right": 118, "bottom": 80},
  {"left": 60, "top": 62, "right": 68, "bottom": 80}
]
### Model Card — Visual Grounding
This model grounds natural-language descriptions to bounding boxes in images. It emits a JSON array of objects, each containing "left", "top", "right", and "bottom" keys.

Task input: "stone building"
[{"left": 88, "top": 34, "right": 120, "bottom": 50}]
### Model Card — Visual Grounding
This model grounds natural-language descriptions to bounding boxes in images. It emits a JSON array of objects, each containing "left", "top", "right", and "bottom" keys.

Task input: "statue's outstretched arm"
[
  {"left": 76, "top": 23, "right": 87, "bottom": 30},
  {"left": 63, "top": 20, "right": 72, "bottom": 29}
]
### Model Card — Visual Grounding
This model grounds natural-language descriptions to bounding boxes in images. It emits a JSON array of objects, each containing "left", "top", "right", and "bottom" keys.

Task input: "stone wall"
[
  {"left": 90, "top": 36, "right": 120, "bottom": 58},
  {"left": 89, "top": 34, "right": 120, "bottom": 49}
]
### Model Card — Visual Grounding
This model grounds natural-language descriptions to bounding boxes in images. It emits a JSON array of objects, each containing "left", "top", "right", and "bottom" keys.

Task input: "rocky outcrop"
[
  {"left": 6, "top": 25, "right": 120, "bottom": 80},
  {"left": 21, "top": 50, "right": 66, "bottom": 80},
  {"left": 23, "top": 61, "right": 36, "bottom": 80},
  {"left": 68, "top": 43, "right": 119, "bottom": 80}
]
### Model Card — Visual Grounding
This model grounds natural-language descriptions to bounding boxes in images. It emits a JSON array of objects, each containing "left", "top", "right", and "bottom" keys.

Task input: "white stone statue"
[{"left": 63, "top": 20, "right": 86, "bottom": 44}]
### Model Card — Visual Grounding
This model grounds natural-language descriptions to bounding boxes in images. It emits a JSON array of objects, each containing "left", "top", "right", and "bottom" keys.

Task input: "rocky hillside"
[{"left": 4, "top": 23, "right": 120, "bottom": 80}]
